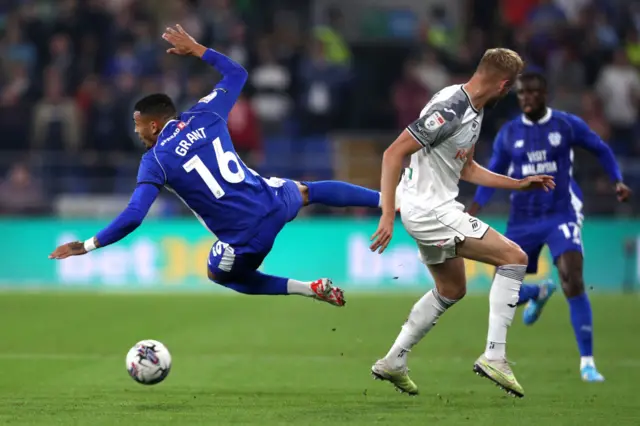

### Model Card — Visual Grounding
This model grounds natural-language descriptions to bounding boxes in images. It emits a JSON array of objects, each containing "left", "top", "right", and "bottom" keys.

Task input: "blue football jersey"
[
  {"left": 474, "top": 108, "right": 622, "bottom": 224},
  {"left": 136, "top": 82, "right": 278, "bottom": 247}
]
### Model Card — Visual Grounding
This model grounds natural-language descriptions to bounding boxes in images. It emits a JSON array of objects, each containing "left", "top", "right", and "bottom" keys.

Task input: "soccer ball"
[{"left": 125, "top": 340, "right": 172, "bottom": 385}]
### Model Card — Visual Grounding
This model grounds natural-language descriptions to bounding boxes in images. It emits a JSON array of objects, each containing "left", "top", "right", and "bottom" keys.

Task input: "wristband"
[{"left": 84, "top": 238, "right": 97, "bottom": 252}]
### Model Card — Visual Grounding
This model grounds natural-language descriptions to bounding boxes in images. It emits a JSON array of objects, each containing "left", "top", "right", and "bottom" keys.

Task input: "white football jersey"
[{"left": 400, "top": 84, "right": 484, "bottom": 213}]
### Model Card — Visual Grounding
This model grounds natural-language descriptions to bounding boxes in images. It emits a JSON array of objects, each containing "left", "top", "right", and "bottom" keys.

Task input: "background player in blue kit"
[
  {"left": 468, "top": 71, "right": 632, "bottom": 382},
  {"left": 48, "top": 25, "right": 385, "bottom": 307}
]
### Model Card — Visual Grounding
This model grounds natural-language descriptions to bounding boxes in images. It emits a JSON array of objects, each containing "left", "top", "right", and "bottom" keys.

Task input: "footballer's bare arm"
[
  {"left": 461, "top": 146, "right": 555, "bottom": 192},
  {"left": 370, "top": 130, "right": 422, "bottom": 253}
]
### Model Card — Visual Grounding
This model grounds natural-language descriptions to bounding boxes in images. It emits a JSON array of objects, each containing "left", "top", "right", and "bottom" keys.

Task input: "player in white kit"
[{"left": 370, "top": 49, "right": 555, "bottom": 398}]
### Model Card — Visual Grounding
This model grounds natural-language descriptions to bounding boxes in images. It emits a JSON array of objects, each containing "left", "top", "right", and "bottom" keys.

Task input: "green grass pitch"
[{"left": 0, "top": 292, "right": 638, "bottom": 425}]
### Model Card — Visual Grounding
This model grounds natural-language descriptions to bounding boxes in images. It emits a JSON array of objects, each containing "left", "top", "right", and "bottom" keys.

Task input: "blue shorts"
[
  {"left": 505, "top": 214, "right": 583, "bottom": 274},
  {"left": 207, "top": 178, "right": 303, "bottom": 280}
]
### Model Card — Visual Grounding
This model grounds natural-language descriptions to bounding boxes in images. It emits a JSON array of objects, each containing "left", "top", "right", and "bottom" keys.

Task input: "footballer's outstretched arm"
[
  {"left": 49, "top": 149, "right": 166, "bottom": 260},
  {"left": 468, "top": 126, "right": 512, "bottom": 215},
  {"left": 162, "top": 24, "right": 248, "bottom": 119},
  {"left": 461, "top": 146, "right": 555, "bottom": 192},
  {"left": 567, "top": 114, "right": 631, "bottom": 201},
  {"left": 49, "top": 184, "right": 160, "bottom": 259}
]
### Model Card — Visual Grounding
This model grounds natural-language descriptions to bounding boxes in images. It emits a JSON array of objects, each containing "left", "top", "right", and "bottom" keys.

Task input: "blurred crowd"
[{"left": 0, "top": 0, "right": 638, "bottom": 217}]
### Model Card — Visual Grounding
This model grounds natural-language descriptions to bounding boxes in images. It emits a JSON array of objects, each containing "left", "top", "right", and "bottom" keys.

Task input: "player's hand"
[
  {"left": 517, "top": 175, "right": 555, "bottom": 192},
  {"left": 370, "top": 214, "right": 395, "bottom": 254},
  {"left": 162, "top": 24, "right": 206, "bottom": 57},
  {"left": 49, "top": 241, "right": 87, "bottom": 260},
  {"left": 615, "top": 182, "right": 632, "bottom": 202}
]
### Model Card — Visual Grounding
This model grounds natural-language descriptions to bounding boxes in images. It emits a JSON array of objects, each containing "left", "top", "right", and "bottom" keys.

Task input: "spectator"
[
  {"left": 595, "top": 49, "right": 640, "bottom": 153},
  {"left": 133, "top": 22, "right": 160, "bottom": 75},
  {"left": 581, "top": 91, "right": 611, "bottom": 142},
  {"left": 0, "top": 163, "right": 48, "bottom": 215},
  {"left": 593, "top": 12, "right": 619, "bottom": 51},
  {"left": 314, "top": 6, "right": 352, "bottom": 68},
  {"left": 201, "top": 0, "right": 241, "bottom": 45},
  {"left": 547, "top": 44, "right": 585, "bottom": 91},
  {"left": 228, "top": 93, "right": 262, "bottom": 169},
  {"left": 74, "top": 74, "right": 100, "bottom": 123},
  {"left": 625, "top": 30, "right": 640, "bottom": 68},
  {"left": 500, "top": 0, "right": 539, "bottom": 27},
  {"left": 47, "top": 33, "right": 76, "bottom": 89},
  {"left": 297, "top": 39, "right": 349, "bottom": 136},
  {"left": 392, "top": 58, "right": 430, "bottom": 129},
  {"left": 30, "top": 69, "right": 81, "bottom": 153},
  {"left": 250, "top": 40, "right": 292, "bottom": 136},
  {"left": 226, "top": 23, "right": 249, "bottom": 67},
  {"left": 1, "top": 62, "right": 31, "bottom": 106},
  {"left": 553, "top": 0, "right": 590, "bottom": 24},
  {"left": 105, "top": 41, "right": 142, "bottom": 78},
  {"left": 0, "top": 63, "right": 32, "bottom": 152},
  {"left": 1, "top": 20, "right": 37, "bottom": 74},
  {"left": 425, "top": 5, "right": 456, "bottom": 50},
  {"left": 415, "top": 50, "right": 450, "bottom": 94}
]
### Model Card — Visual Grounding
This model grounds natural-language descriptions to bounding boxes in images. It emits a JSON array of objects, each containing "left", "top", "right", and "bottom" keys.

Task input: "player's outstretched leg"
[
  {"left": 521, "top": 279, "right": 557, "bottom": 325},
  {"left": 371, "top": 257, "right": 465, "bottom": 395},
  {"left": 458, "top": 228, "right": 526, "bottom": 398},
  {"left": 556, "top": 252, "right": 603, "bottom": 382},
  {"left": 301, "top": 181, "right": 381, "bottom": 208},
  {"left": 208, "top": 270, "right": 345, "bottom": 307}
]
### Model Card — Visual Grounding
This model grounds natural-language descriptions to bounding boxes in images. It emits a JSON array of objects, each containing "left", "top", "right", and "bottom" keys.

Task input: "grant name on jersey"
[
  {"left": 521, "top": 149, "right": 558, "bottom": 176},
  {"left": 176, "top": 127, "right": 207, "bottom": 156}
]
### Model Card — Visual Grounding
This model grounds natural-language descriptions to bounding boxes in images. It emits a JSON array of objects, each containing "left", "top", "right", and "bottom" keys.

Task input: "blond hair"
[{"left": 477, "top": 48, "right": 524, "bottom": 78}]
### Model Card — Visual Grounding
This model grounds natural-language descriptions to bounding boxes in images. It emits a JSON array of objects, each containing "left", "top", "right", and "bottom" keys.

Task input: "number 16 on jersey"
[{"left": 183, "top": 137, "right": 245, "bottom": 199}]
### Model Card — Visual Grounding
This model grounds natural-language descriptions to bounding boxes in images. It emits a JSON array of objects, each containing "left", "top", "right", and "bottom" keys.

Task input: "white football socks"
[
  {"left": 485, "top": 264, "right": 525, "bottom": 360},
  {"left": 384, "top": 288, "right": 459, "bottom": 369},
  {"left": 286, "top": 279, "right": 315, "bottom": 296}
]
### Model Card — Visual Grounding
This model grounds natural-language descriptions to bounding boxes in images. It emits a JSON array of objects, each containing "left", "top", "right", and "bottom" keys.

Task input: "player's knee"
[
  {"left": 439, "top": 286, "right": 466, "bottom": 301},
  {"left": 559, "top": 269, "right": 585, "bottom": 297},
  {"left": 502, "top": 244, "right": 528, "bottom": 266}
]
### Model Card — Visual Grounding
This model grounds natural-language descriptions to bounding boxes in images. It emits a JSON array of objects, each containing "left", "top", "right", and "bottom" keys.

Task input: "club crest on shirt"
[
  {"left": 548, "top": 132, "right": 562, "bottom": 147},
  {"left": 514, "top": 139, "right": 524, "bottom": 149}
]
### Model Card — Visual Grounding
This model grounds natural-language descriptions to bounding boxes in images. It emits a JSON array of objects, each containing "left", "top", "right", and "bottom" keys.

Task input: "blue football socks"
[
  {"left": 218, "top": 271, "right": 289, "bottom": 295},
  {"left": 568, "top": 293, "right": 593, "bottom": 357},
  {"left": 304, "top": 181, "right": 380, "bottom": 208},
  {"left": 517, "top": 284, "right": 540, "bottom": 305}
]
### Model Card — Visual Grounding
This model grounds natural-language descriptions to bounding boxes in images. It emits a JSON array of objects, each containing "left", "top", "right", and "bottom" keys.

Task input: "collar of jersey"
[
  {"left": 159, "top": 119, "right": 179, "bottom": 135},
  {"left": 521, "top": 108, "right": 552, "bottom": 126}
]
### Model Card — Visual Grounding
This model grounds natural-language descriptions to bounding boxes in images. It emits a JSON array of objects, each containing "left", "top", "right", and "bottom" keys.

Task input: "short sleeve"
[
  {"left": 406, "top": 101, "right": 464, "bottom": 149},
  {"left": 137, "top": 150, "right": 166, "bottom": 186}
]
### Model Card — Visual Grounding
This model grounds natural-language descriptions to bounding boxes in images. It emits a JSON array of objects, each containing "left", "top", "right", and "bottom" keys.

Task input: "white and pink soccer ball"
[{"left": 125, "top": 340, "right": 172, "bottom": 385}]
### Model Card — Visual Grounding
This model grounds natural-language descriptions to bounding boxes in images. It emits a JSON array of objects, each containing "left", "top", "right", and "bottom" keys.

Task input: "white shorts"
[{"left": 401, "top": 205, "right": 489, "bottom": 265}]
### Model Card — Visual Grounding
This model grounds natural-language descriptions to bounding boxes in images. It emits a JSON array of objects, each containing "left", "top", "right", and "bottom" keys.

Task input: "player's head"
[
  {"left": 516, "top": 71, "right": 548, "bottom": 118},
  {"left": 133, "top": 94, "right": 177, "bottom": 149},
  {"left": 475, "top": 48, "right": 525, "bottom": 108}
]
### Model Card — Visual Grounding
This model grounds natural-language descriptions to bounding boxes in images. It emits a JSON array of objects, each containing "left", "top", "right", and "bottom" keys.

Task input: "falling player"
[
  {"left": 49, "top": 25, "right": 384, "bottom": 306},
  {"left": 468, "top": 71, "right": 631, "bottom": 382},
  {"left": 369, "top": 48, "right": 555, "bottom": 398}
]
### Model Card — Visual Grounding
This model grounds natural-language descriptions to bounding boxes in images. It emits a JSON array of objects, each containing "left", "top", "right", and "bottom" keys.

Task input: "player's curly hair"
[
  {"left": 477, "top": 48, "right": 525, "bottom": 78},
  {"left": 134, "top": 93, "right": 177, "bottom": 119}
]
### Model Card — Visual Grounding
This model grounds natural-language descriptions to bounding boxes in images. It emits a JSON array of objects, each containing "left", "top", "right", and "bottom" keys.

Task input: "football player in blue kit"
[
  {"left": 468, "top": 71, "right": 632, "bottom": 382},
  {"left": 49, "top": 25, "right": 385, "bottom": 307}
]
